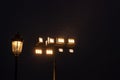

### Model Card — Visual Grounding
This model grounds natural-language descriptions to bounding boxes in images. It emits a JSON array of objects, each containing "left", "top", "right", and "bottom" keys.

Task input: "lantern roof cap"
[{"left": 12, "top": 32, "right": 23, "bottom": 41}]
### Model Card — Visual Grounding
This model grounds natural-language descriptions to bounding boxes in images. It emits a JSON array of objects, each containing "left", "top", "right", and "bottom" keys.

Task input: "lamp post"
[
  {"left": 34, "top": 37, "right": 75, "bottom": 80},
  {"left": 12, "top": 33, "right": 23, "bottom": 80}
]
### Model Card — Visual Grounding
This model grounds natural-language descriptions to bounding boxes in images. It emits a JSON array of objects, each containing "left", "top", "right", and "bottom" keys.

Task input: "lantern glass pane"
[{"left": 12, "top": 41, "right": 23, "bottom": 55}]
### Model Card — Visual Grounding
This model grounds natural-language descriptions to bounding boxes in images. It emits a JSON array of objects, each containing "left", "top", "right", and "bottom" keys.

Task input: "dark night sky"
[{"left": 0, "top": 0, "right": 114, "bottom": 80}]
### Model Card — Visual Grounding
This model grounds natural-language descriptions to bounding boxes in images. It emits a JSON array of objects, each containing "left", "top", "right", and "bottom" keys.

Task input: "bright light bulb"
[
  {"left": 46, "top": 49, "right": 53, "bottom": 55},
  {"left": 69, "top": 49, "right": 74, "bottom": 53},
  {"left": 35, "top": 49, "right": 42, "bottom": 54},
  {"left": 48, "top": 37, "right": 54, "bottom": 44},
  {"left": 56, "top": 38, "right": 65, "bottom": 44},
  {"left": 39, "top": 37, "right": 43, "bottom": 43},
  {"left": 58, "top": 48, "right": 63, "bottom": 52},
  {"left": 68, "top": 38, "right": 75, "bottom": 44}
]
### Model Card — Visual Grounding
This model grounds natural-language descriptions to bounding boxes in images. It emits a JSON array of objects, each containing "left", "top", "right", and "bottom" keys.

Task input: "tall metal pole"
[
  {"left": 53, "top": 54, "right": 55, "bottom": 80},
  {"left": 15, "top": 56, "right": 18, "bottom": 80}
]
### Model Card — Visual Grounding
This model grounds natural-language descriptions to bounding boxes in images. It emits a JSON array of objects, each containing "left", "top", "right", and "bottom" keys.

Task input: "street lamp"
[
  {"left": 12, "top": 33, "right": 23, "bottom": 80},
  {"left": 34, "top": 37, "right": 75, "bottom": 80}
]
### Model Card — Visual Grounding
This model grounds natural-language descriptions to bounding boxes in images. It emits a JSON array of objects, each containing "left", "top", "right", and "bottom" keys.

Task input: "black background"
[{"left": 0, "top": 0, "right": 114, "bottom": 80}]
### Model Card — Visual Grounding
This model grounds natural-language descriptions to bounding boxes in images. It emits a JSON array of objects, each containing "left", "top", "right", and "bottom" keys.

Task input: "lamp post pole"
[
  {"left": 46, "top": 39, "right": 56, "bottom": 80},
  {"left": 53, "top": 53, "right": 55, "bottom": 80},
  {"left": 15, "top": 56, "right": 18, "bottom": 80},
  {"left": 12, "top": 33, "right": 23, "bottom": 80}
]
